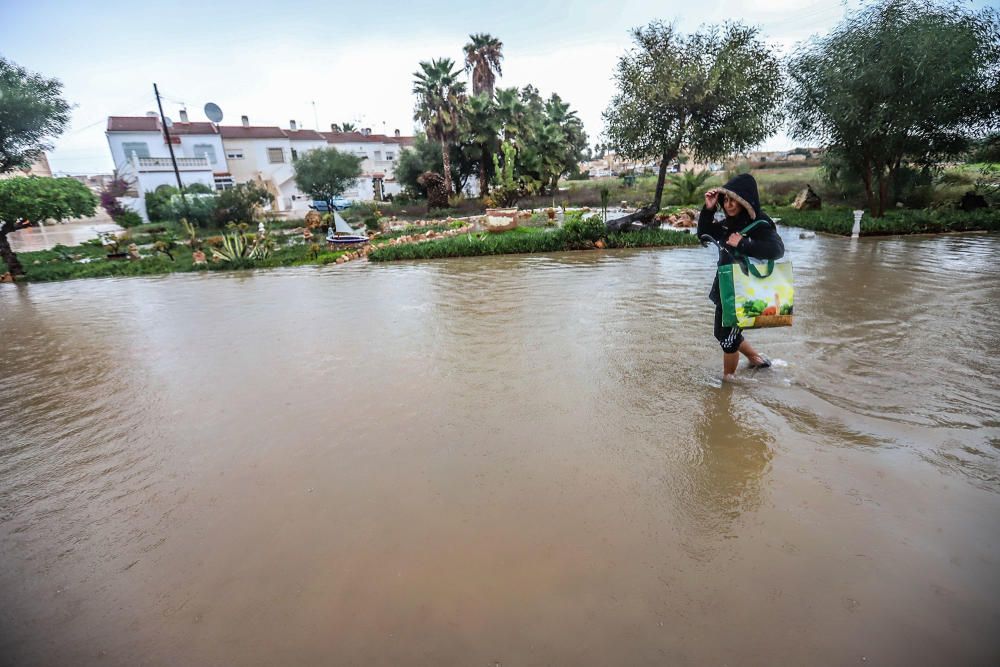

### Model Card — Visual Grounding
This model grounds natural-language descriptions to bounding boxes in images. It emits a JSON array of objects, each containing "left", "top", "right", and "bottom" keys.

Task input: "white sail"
[{"left": 333, "top": 211, "right": 358, "bottom": 235}]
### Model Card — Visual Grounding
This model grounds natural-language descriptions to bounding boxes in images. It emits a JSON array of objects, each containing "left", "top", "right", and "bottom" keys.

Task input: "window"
[
  {"left": 291, "top": 148, "right": 298, "bottom": 160},
  {"left": 122, "top": 141, "right": 150, "bottom": 159},
  {"left": 226, "top": 149, "right": 244, "bottom": 160},
  {"left": 214, "top": 176, "right": 234, "bottom": 191},
  {"left": 373, "top": 150, "right": 382, "bottom": 160},
  {"left": 386, "top": 152, "right": 395, "bottom": 161},
  {"left": 267, "top": 147, "right": 285, "bottom": 164},
  {"left": 193, "top": 143, "right": 218, "bottom": 165}
]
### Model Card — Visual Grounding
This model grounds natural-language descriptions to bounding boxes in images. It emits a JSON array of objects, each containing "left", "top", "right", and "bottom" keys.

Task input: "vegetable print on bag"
[{"left": 718, "top": 258, "right": 794, "bottom": 329}]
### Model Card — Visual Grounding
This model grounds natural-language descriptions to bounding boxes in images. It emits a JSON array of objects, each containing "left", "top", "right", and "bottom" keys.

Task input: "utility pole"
[
  {"left": 312, "top": 101, "right": 319, "bottom": 131},
  {"left": 153, "top": 83, "right": 188, "bottom": 210}
]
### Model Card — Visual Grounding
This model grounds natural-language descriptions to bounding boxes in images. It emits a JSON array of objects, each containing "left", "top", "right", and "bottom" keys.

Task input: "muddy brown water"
[{"left": 1, "top": 230, "right": 998, "bottom": 666}]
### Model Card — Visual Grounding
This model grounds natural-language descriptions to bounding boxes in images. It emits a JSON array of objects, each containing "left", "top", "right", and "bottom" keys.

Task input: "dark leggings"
[{"left": 714, "top": 302, "right": 743, "bottom": 353}]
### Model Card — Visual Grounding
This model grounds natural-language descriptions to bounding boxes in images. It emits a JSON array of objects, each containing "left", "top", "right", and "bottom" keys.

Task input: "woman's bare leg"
[
  {"left": 723, "top": 351, "right": 740, "bottom": 379},
  {"left": 738, "top": 340, "right": 766, "bottom": 366}
]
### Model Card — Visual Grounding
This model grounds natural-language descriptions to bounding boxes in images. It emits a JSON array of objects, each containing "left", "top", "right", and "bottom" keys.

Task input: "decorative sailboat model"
[{"left": 326, "top": 211, "right": 369, "bottom": 246}]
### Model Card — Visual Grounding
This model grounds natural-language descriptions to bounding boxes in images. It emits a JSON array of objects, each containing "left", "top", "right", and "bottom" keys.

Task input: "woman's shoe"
[{"left": 749, "top": 355, "right": 771, "bottom": 369}]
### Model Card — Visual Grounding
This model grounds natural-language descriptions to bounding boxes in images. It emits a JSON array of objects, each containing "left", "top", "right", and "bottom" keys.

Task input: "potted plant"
[{"left": 99, "top": 230, "right": 128, "bottom": 260}]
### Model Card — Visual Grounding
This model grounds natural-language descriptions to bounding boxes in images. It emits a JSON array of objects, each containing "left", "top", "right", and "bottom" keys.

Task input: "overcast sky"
[{"left": 1, "top": 0, "right": 990, "bottom": 174}]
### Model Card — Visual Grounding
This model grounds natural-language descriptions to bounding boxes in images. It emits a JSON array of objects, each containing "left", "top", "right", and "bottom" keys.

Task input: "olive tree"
[
  {"left": 292, "top": 147, "right": 363, "bottom": 207},
  {"left": 0, "top": 58, "right": 71, "bottom": 174},
  {"left": 603, "top": 22, "right": 783, "bottom": 230},
  {"left": 0, "top": 177, "right": 97, "bottom": 277},
  {"left": 786, "top": 0, "right": 1000, "bottom": 217}
]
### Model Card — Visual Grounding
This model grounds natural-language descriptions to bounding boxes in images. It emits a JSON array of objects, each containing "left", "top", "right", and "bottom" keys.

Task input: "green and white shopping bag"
[{"left": 717, "top": 221, "right": 794, "bottom": 329}]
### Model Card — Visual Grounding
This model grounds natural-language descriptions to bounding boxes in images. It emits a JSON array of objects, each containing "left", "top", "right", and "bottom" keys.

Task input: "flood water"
[
  {"left": 8, "top": 212, "right": 121, "bottom": 253},
  {"left": 1, "top": 229, "right": 998, "bottom": 666}
]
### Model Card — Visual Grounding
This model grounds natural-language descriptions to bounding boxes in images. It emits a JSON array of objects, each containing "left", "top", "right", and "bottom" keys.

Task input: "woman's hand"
[
  {"left": 726, "top": 232, "right": 743, "bottom": 248},
  {"left": 704, "top": 189, "right": 719, "bottom": 210}
]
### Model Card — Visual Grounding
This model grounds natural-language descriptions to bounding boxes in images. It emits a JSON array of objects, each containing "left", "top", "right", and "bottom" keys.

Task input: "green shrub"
[
  {"left": 774, "top": 206, "right": 1000, "bottom": 235},
  {"left": 214, "top": 182, "right": 274, "bottom": 225},
  {"left": 606, "top": 229, "right": 699, "bottom": 248},
  {"left": 368, "top": 222, "right": 696, "bottom": 263},
  {"left": 113, "top": 210, "right": 144, "bottom": 228},
  {"left": 562, "top": 213, "right": 606, "bottom": 247}
]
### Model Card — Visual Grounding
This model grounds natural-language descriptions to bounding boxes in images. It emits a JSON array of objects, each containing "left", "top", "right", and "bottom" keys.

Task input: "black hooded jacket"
[{"left": 697, "top": 173, "right": 785, "bottom": 305}]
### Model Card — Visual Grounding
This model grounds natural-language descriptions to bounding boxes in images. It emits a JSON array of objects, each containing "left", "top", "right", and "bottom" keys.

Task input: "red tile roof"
[
  {"left": 169, "top": 121, "right": 219, "bottom": 135},
  {"left": 322, "top": 131, "right": 414, "bottom": 145},
  {"left": 219, "top": 125, "right": 288, "bottom": 139},
  {"left": 285, "top": 129, "right": 326, "bottom": 141},
  {"left": 107, "top": 116, "right": 414, "bottom": 145},
  {"left": 107, "top": 116, "right": 160, "bottom": 132}
]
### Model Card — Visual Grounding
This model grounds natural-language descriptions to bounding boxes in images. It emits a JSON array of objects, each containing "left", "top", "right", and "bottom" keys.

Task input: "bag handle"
[
  {"left": 734, "top": 220, "right": 774, "bottom": 277},
  {"left": 746, "top": 260, "right": 775, "bottom": 278}
]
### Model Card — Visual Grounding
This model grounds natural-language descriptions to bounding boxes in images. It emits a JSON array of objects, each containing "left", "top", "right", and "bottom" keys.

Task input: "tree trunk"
[
  {"left": 606, "top": 148, "right": 672, "bottom": 232},
  {"left": 651, "top": 153, "right": 670, "bottom": 211},
  {"left": 441, "top": 145, "right": 453, "bottom": 197},
  {"left": 479, "top": 151, "right": 488, "bottom": 198},
  {"left": 860, "top": 159, "right": 877, "bottom": 217},
  {"left": 0, "top": 224, "right": 24, "bottom": 277},
  {"left": 876, "top": 171, "right": 889, "bottom": 218}
]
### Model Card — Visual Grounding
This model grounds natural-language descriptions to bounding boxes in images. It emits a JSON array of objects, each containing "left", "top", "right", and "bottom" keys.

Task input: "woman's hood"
[{"left": 718, "top": 173, "right": 765, "bottom": 221}]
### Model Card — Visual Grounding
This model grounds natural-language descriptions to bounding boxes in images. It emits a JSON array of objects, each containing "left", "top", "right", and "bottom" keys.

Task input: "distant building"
[
  {"left": 322, "top": 126, "right": 415, "bottom": 202},
  {"left": 0, "top": 153, "right": 53, "bottom": 179},
  {"left": 106, "top": 113, "right": 416, "bottom": 220}
]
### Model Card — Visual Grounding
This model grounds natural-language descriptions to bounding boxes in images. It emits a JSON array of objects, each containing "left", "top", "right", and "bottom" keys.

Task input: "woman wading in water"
[{"left": 698, "top": 173, "right": 785, "bottom": 381}]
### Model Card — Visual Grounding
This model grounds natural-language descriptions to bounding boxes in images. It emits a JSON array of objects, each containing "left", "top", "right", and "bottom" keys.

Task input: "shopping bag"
[{"left": 718, "top": 257, "right": 793, "bottom": 329}]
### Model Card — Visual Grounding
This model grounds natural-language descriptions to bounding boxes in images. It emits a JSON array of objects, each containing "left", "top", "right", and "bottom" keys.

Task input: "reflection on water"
[
  {"left": 8, "top": 213, "right": 121, "bottom": 252},
  {"left": 690, "top": 385, "right": 773, "bottom": 537},
  {"left": 1, "top": 231, "right": 999, "bottom": 665}
]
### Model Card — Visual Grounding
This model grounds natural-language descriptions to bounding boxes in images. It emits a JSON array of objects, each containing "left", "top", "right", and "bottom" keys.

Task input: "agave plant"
[
  {"left": 180, "top": 219, "right": 200, "bottom": 249},
  {"left": 210, "top": 231, "right": 249, "bottom": 262}
]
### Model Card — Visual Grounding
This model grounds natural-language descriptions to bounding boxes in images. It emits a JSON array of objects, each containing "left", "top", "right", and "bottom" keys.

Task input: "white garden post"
[{"left": 852, "top": 210, "right": 864, "bottom": 238}]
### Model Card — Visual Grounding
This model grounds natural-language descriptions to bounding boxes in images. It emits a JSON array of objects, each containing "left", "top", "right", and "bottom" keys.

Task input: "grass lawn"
[
  {"left": 774, "top": 206, "right": 1000, "bottom": 236},
  {"left": 2, "top": 234, "right": 349, "bottom": 282}
]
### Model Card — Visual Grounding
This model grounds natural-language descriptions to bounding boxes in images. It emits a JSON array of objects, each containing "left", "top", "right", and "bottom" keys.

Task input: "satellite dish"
[
  {"left": 204, "top": 102, "right": 224, "bottom": 123},
  {"left": 163, "top": 116, "right": 173, "bottom": 128}
]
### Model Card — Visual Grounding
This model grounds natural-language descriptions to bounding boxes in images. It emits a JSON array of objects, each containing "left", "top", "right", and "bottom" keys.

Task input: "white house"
[
  {"left": 106, "top": 114, "right": 232, "bottom": 220},
  {"left": 323, "top": 127, "right": 414, "bottom": 201},
  {"left": 107, "top": 113, "right": 418, "bottom": 218}
]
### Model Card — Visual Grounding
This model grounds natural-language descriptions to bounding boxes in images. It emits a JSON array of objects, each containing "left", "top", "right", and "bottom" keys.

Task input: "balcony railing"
[{"left": 133, "top": 155, "right": 211, "bottom": 170}]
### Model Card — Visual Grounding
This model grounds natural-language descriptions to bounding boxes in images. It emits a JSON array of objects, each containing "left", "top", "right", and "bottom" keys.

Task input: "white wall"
[
  {"left": 176, "top": 134, "right": 226, "bottom": 169},
  {"left": 328, "top": 140, "right": 404, "bottom": 180}
]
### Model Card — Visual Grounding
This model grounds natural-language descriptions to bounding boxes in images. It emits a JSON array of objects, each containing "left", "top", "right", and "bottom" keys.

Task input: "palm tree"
[
  {"left": 494, "top": 87, "right": 526, "bottom": 144},
  {"left": 463, "top": 33, "right": 504, "bottom": 97},
  {"left": 413, "top": 58, "right": 467, "bottom": 195},
  {"left": 329, "top": 122, "right": 358, "bottom": 133},
  {"left": 665, "top": 169, "right": 712, "bottom": 204},
  {"left": 466, "top": 93, "right": 500, "bottom": 194}
]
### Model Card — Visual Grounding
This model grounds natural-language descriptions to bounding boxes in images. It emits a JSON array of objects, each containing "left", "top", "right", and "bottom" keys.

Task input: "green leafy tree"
[
  {"left": 396, "top": 132, "right": 473, "bottom": 198},
  {"left": 787, "top": 0, "right": 1000, "bottom": 217},
  {"left": 214, "top": 181, "right": 275, "bottom": 225},
  {"left": 0, "top": 58, "right": 71, "bottom": 174},
  {"left": 464, "top": 33, "right": 504, "bottom": 97},
  {"left": 293, "top": 147, "right": 363, "bottom": 206},
  {"left": 413, "top": 58, "right": 467, "bottom": 195},
  {"left": 603, "top": 22, "right": 783, "bottom": 229},
  {"left": 0, "top": 177, "right": 96, "bottom": 276}
]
